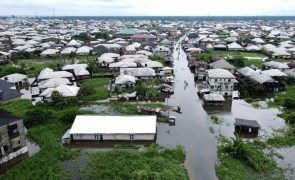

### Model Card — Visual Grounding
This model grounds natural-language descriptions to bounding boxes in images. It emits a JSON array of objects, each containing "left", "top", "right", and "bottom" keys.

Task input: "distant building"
[{"left": 0, "top": 109, "right": 28, "bottom": 166}]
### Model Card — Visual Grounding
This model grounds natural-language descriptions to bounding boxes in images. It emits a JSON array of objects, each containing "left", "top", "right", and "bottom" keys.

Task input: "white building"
[
  {"left": 206, "top": 69, "right": 236, "bottom": 96},
  {"left": 115, "top": 75, "right": 136, "bottom": 88},
  {"left": 68, "top": 115, "right": 157, "bottom": 141}
]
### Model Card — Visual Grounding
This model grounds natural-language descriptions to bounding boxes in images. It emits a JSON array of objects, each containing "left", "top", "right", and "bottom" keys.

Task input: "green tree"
[{"left": 233, "top": 56, "right": 245, "bottom": 68}]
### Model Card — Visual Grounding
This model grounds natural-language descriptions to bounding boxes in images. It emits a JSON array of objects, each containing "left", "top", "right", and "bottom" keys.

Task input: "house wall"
[
  {"left": 71, "top": 133, "right": 155, "bottom": 141},
  {"left": 0, "top": 119, "right": 27, "bottom": 163},
  {"left": 207, "top": 78, "right": 235, "bottom": 96}
]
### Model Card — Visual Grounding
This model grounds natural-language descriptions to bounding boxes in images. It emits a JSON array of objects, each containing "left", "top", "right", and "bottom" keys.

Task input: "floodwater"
[
  {"left": 156, "top": 36, "right": 287, "bottom": 180},
  {"left": 156, "top": 37, "right": 218, "bottom": 180},
  {"left": 273, "top": 146, "right": 295, "bottom": 179}
]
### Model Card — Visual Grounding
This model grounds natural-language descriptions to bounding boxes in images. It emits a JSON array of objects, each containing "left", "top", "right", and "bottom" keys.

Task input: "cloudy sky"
[{"left": 0, "top": 0, "right": 294, "bottom": 16}]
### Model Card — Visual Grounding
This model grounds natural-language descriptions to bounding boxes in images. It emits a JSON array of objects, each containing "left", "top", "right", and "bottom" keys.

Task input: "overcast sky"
[{"left": 0, "top": 0, "right": 294, "bottom": 16}]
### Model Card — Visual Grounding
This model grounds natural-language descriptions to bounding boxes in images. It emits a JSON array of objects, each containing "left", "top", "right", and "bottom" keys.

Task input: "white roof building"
[
  {"left": 61, "top": 47, "right": 77, "bottom": 55},
  {"left": 207, "top": 69, "right": 236, "bottom": 79},
  {"left": 227, "top": 42, "right": 243, "bottom": 51},
  {"left": 109, "top": 62, "right": 137, "bottom": 68},
  {"left": 39, "top": 84, "right": 80, "bottom": 98},
  {"left": 67, "top": 40, "right": 82, "bottom": 47},
  {"left": 40, "top": 49, "right": 59, "bottom": 56},
  {"left": 69, "top": 115, "right": 157, "bottom": 135},
  {"left": 62, "top": 64, "right": 88, "bottom": 71},
  {"left": 76, "top": 46, "right": 92, "bottom": 55},
  {"left": 115, "top": 75, "right": 136, "bottom": 85},
  {"left": 120, "top": 68, "right": 156, "bottom": 77},
  {"left": 38, "top": 78, "right": 71, "bottom": 89},
  {"left": 141, "top": 61, "right": 163, "bottom": 68},
  {"left": 237, "top": 67, "right": 260, "bottom": 77},
  {"left": 261, "top": 69, "right": 287, "bottom": 77},
  {"left": 1, "top": 73, "right": 28, "bottom": 84},
  {"left": 38, "top": 68, "right": 74, "bottom": 81}
]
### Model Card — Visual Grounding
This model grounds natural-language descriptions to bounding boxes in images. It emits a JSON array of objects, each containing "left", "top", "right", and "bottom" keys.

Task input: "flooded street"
[
  {"left": 156, "top": 36, "right": 287, "bottom": 180},
  {"left": 156, "top": 37, "right": 218, "bottom": 180}
]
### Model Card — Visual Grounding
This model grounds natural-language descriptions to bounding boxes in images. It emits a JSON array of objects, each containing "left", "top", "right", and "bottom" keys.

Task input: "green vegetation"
[
  {"left": 151, "top": 55, "right": 165, "bottom": 64},
  {"left": 107, "top": 102, "right": 165, "bottom": 115},
  {"left": 216, "top": 137, "right": 284, "bottom": 180},
  {"left": 0, "top": 99, "right": 96, "bottom": 179},
  {"left": 244, "top": 97, "right": 260, "bottom": 108},
  {"left": 81, "top": 145, "right": 188, "bottom": 179},
  {"left": 196, "top": 50, "right": 266, "bottom": 68},
  {"left": 79, "top": 78, "right": 110, "bottom": 102},
  {"left": 211, "top": 115, "right": 221, "bottom": 124},
  {"left": 72, "top": 32, "right": 91, "bottom": 42},
  {"left": 207, "top": 50, "right": 265, "bottom": 59},
  {"left": 196, "top": 53, "right": 211, "bottom": 62},
  {"left": 0, "top": 65, "right": 25, "bottom": 77}
]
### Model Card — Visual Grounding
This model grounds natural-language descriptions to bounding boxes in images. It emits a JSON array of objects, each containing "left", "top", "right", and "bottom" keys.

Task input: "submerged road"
[{"left": 157, "top": 36, "right": 218, "bottom": 180}]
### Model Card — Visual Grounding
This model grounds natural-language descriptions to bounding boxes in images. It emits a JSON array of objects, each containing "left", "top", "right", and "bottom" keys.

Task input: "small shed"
[{"left": 234, "top": 118, "right": 261, "bottom": 137}]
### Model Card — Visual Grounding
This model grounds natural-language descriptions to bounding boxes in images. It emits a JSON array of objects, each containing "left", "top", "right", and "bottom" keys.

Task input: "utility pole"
[{"left": 52, "top": 8, "right": 55, "bottom": 17}]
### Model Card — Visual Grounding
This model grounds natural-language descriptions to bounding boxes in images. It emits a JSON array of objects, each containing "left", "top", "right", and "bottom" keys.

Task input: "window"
[
  {"left": 130, "top": 134, "right": 134, "bottom": 140},
  {"left": 94, "top": 134, "right": 100, "bottom": 140},
  {"left": 215, "top": 79, "right": 218, "bottom": 82},
  {"left": 3, "top": 145, "right": 8, "bottom": 153}
]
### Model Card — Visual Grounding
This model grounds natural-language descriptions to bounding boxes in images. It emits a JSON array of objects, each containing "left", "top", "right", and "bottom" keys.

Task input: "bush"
[
  {"left": 285, "top": 112, "right": 295, "bottom": 124},
  {"left": 196, "top": 53, "right": 211, "bottom": 62},
  {"left": 25, "top": 108, "right": 53, "bottom": 127},
  {"left": 57, "top": 108, "right": 79, "bottom": 123},
  {"left": 283, "top": 98, "right": 295, "bottom": 110},
  {"left": 233, "top": 56, "right": 245, "bottom": 68},
  {"left": 0, "top": 65, "right": 25, "bottom": 77}
]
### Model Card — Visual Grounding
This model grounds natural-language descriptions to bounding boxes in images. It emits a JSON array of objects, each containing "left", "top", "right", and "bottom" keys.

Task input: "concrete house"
[
  {"left": 64, "top": 115, "right": 157, "bottom": 142},
  {"left": 0, "top": 109, "right": 28, "bottom": 166},
  {"left": 206, "top": 69, "right": 236, "bottom": 96}
]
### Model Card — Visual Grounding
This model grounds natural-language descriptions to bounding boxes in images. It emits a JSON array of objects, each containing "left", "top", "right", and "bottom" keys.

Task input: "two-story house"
[
  {"left": 0, "top": 109, "right": 28, "bottom": 167},
  {"left": 206, "top": 69, "right": 236, "bottom": 96}
]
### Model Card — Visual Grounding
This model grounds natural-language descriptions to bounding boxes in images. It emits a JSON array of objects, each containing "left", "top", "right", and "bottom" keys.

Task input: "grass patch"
[
  {"left": 269, "top": 85, "right": 295, "bottom": 108},
  {"left": 79, "top": 78, "right": 110, "bottom": 102},
  {"left": 0, "top": 100, "right": 87, "bottom": 179},
  {"left": 216, "top": 138, "right": 285, "bottom": 180},
  {"left": 80, "top": 145, "right": 188, "bottom": 179},
  {"left": 150, "top": 55, "right": 165, "bottom": 65}
]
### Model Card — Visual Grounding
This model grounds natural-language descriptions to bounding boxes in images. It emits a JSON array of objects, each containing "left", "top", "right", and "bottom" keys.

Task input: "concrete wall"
[
  {"left": 71, "top": 133, "right": 155, "bottom": 141},
  {"left": 0, "top": 119, "right": 27, "bottom": 159}
]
